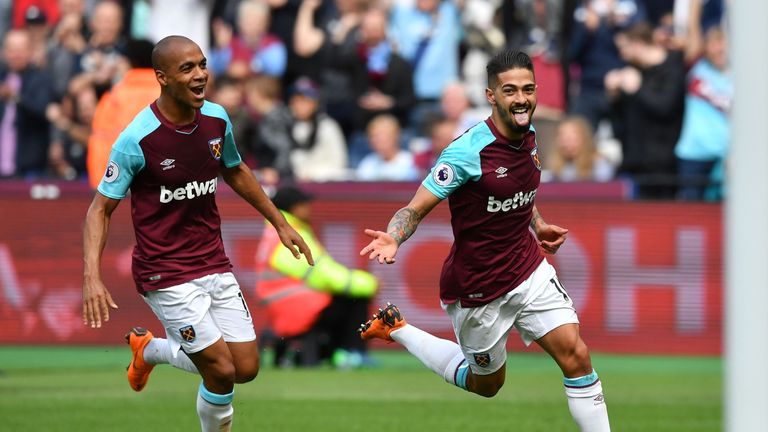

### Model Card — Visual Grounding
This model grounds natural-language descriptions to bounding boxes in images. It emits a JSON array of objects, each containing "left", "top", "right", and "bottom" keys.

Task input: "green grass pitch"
[{"left": 0, "top": 347, "right": 721, "bottom": 431}]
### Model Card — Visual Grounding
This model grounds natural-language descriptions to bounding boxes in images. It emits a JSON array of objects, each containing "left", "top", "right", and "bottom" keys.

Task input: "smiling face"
[
  {"left": 486, "top": 67, "right": 537, "bottom": 139},
  {"left": 154, "top": 39, "right": 209, "bottom": 111}
]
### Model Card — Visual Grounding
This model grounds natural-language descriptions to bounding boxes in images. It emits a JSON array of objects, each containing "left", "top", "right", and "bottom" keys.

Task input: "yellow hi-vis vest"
[{"left": 254, "top": 211, "right": 378, "bottom": 337}]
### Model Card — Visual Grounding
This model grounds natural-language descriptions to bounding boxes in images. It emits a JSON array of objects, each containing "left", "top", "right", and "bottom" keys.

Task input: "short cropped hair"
[{"left": 486, "top": 50, "right": 534, "bottom": 87}]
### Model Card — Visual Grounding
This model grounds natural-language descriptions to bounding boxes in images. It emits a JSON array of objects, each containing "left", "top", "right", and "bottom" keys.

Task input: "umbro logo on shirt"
[
  {"left": 495, "top": 167, "right": 508, "bottom": 178},
  {"left": 160, "top": 159, "right": 176, "bottom": 170}
]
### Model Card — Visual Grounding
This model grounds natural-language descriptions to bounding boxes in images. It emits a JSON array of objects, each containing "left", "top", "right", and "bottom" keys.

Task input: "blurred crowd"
[{"left": 0, "top": 0, "right": 730, "bottom": 200}]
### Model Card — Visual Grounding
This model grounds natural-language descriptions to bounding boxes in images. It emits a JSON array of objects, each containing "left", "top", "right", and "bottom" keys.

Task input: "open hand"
[
  {"left": 82, "top": 278, "right": 118, "bottom": 328},
  {"left": 360, "top": 229, "right": 398, "bottom": 264}
]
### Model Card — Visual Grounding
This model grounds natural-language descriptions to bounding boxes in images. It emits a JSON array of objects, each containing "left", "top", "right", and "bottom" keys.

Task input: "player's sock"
[
  {"left": 196, "top": 382, "right": 234, "bottom": 432},
  {"left": 563, "top": 370, "right": 610, "bottom": 432},
  {"left": 390, "top": 324, "right": 468, "bottom": 389},
  {"left": 143, "top": 337, "right": 198, "bottom": 374}
]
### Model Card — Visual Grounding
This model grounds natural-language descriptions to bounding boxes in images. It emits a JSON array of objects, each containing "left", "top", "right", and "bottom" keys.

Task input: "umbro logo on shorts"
[
  {"left": 473, "top": 352, "right": 491, "bottom": 367},
  {"left": 180, "top": 325, "right": 196, "bottom": 342}
]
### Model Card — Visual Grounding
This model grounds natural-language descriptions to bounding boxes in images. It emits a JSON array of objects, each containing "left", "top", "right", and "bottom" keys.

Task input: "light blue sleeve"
[
  {"left": 202, "top": 101, "right": 242, "bottom": 168},
  {"left": 97, "top": 131, "right": 146, "bottom": 199},
  {"left": 421, "top": 137, "right": 482, "bottom": 200}
]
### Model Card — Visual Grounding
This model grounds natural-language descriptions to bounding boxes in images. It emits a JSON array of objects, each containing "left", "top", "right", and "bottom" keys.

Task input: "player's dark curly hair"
[{"left": 486, "top": 50, "right": 535, "bottom": 87}]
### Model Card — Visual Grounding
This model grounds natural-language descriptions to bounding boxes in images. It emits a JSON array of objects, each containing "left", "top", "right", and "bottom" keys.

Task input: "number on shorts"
[
  {"left": 237, "top": 292, "right": 251, "bottom": 317},
  {"left": 550, "top": 277, "right": 569, "bottom": 301}
]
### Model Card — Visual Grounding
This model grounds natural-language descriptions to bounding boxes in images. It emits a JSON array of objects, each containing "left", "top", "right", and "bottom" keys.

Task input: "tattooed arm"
[
  {"left": 361, "top": 186, "right": 442, "bottom": 264},
  {"left": 530, "top": 205, "right": 544, "bottom": 232},
  {"left": 530, "top": 205, "right": 569, "bottom": 254}
]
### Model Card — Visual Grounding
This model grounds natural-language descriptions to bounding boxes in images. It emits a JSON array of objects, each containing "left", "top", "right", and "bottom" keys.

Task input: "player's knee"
[
  {"left": 563, "top": 341, "right": 592, "bottom": 376},
  {"left": 235, "top": 363, "right": 259, "bottom": 383},
  {"left": 574, "top": 342, "right": 590, "bottom": 364},
  {"left": 233, "top": 349, "right": 260, "bottom": 383},
  {"left": 470, "top": 375, "right": 505, "bottom": 398},
  {"left": 474, "top": 381, "right": 504, "bottom": 398},
  {"left": 205, "top": 360, "right": 237, "bottom": 385}
]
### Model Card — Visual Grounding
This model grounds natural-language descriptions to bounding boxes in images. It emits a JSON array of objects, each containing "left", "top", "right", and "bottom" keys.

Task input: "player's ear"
[
  {"left": 155, "top": 69, "right": 167, "bottom": 86},
  {"left": 485, "top": 87, "right": 495, "bottom": 106}
]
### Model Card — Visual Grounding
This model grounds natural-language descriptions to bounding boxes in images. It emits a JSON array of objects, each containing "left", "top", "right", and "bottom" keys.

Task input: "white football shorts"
[
  {"left": 442, "top": 258, "right": 579, "bottom": 375},
  {"left": 142, "top": 272, "right": 256, "bottom": 357}
]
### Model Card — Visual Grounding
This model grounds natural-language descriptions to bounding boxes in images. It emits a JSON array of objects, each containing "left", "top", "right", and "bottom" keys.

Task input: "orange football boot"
[
  {"left": 125, "top": 327, "right": 155, "bottom": 392},
  {"left": 358, "top": 303, "right": 406, "bottom": 342}
]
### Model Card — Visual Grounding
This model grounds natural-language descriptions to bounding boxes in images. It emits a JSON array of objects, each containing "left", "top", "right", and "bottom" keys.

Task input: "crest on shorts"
[
  {"left": 530, "top": 146, "right": 542, "bottom": 171},
  {"left": 179, "top": 325, "right": 196, "bottom": 342},
  {"left": 473, "top": 352, "right": 491, "bottom": 368},
  {"left": 208, "top": 137, "right": 223, "bottom": 160}
]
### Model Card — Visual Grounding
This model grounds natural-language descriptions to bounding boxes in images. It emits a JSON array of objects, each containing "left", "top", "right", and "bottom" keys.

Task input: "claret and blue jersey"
[
  {"left": 98, "top": 100, "right": 242, "bottom": 294},
  {"left": 422, "top": 118, "right": 545, "bottom": 307}
]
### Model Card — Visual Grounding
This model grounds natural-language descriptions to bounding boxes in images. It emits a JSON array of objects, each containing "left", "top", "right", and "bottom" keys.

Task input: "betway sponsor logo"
[
  {"left": 486, "top": 189, "right": 537, "bottom": 212},
  {"left": 160, "top": 178, "right": 218, "bottom": 203}
]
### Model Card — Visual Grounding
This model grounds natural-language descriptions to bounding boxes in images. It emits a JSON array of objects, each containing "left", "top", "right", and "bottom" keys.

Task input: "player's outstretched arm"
[
  {"left": 221, "top": 163, "right": 314, "bottom": 265},
  {"left": 530, "top": 205, "right": 569, "bottom": 255},
  {"left": 360, "top": 185, "right": 441, "bottom": 264},
  {"left": 83, "top": 193, "right": 120, "bottom": 328}
]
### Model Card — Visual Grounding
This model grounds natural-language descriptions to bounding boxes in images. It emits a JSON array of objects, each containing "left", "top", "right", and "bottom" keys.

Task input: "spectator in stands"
[
  {"left": 346, "top": 6, "right": 415, "bottom": 167},
  {"left": 211, "top": 75, "right": 261, "bottom": 169},
  {"left": 504, "top": 0, "right": 563, "bottom": 59},
  {"left": 293, "top": 0, "right": 366, "bottom": 139},
  {"left": 46, "top": 77, "right": 96, "bottom": 180},
  {"left": 675, "top": 25, "right": 731, "bottom": 201},
  {"left": 440, "top": 81, "right": 488, "bottom": 137},
  {"left": 86, "top": 38, "right": 158, "bottom": 188},
  {"left": 264, "top": 0, "right": 324, "bottom": 87},
  {"left": 671, "top": 0, "right": 725, "bottom": 65},
  {"left": 459, "top": 0, "right": 505, "bottom": 108},
  {"left": 243, "top": 74, "right": 293, "bottom": 184},
  {"left": 351, "top": 7, "right": 414, "bottom": 136},
  {"left": 605, "top": 21, "right": 685, "bottom": 199},
  {"left": 287, "top": 76, "right": 349, "bottom": 182},
  {"left": 47, "top": 5, "right": 88, "bottom": 99},
  {"left": 389, "top": 0, "right": 462, "bottom": 136},
  {"left": 23, "top": 5, "right": 51, "bottom": 68},
  {"left": 566, "top": 0, "right": 645, "bottom": 132},
  {"left": 146, "top": 0, "right": 215, "bottom": 58},
  {"left": 0, "top": 29, "right": 53, "bottom": 179},
  {"left": 74, "top": 0, "right": 125, "bottom": 98},
  {"left": 255, "top": 185, "right": 377, "bottom": 368},
  {"left": 502, "top": 0, "right": 566, "bottom": 116},
  {"left": 211, "top": 0, "right": 286, "bottom": 79},
  {"left": 11, "top": 0, "right": 59, "bottom": 30},
  {"left": 544, "top": 115, "right": 615, "bottom": 182},
  {"left": 413, "top": 113, "right": 456, "bottom": 177},
  {"left": 355, "top": 114, "right": 419, "bottom": 181}
]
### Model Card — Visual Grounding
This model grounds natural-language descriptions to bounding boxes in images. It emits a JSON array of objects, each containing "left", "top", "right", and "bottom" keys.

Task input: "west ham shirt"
[
  {"left": 98, "top": 101, "right": 241, "bottom": 293},
  {"left": 422, "top": 118, "right": 544, "bottom": 307}
]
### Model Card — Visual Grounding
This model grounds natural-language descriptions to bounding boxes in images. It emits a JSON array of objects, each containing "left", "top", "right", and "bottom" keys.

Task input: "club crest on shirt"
[
  {"left": 179, "top": 325, "right": 196, "bottom": 342},
  {"left": 530, "top": 146, "right": 542, "bottom": 171},
  {"left": 208, "top": 137, "right": 223, "bottom": 160},
  {"left": 473, "top": 352, "right": 491, "bottom": 368},
  {"left": 433, "top": 162, "right": 455, "bottom": 186},
  {"left": 104, "top": 160, "right": 120, "bottom": 183}
]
